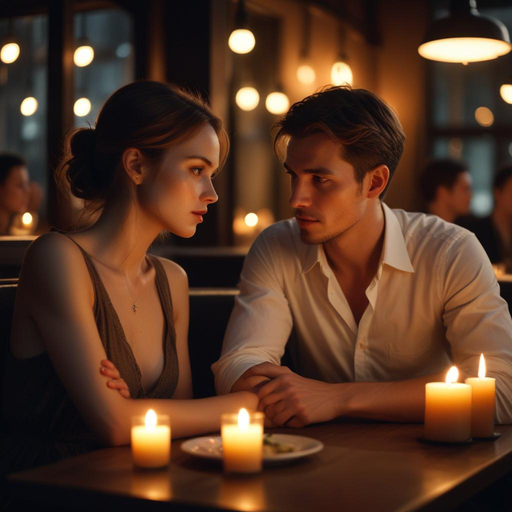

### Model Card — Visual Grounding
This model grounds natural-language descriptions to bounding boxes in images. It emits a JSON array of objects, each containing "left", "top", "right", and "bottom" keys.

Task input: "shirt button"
[{"left": 359, "top": 343, "right": 365, "bottom": 350}]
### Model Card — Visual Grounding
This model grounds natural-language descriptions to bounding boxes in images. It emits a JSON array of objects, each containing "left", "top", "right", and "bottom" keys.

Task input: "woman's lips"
[{"left": 192, "top": 210, "right": 207, "bottom": 223}]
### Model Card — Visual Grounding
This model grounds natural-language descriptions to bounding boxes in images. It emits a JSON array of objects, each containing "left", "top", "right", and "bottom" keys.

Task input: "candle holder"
[
  {"left": 221, "top": 410, "right": 264, "bottom": 474},
  {"left": 131, "top": 412, "right": 171, "bottom": 470}
]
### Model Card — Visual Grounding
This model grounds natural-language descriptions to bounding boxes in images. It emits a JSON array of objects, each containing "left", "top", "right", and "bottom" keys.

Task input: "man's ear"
[
  {"left": 121, "top": 148, "right": 146, "bottom": 186},
  {"left": 367, "top": 165, "right": 390, "bottom": 199}
]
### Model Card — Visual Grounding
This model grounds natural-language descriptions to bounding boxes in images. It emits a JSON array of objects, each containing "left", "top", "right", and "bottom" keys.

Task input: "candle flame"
[
  {"left": 478, "top": 353, "right": 486, "bottom": 379},
  {"left": 145, "top": 409, "right": 157, "bottom": 429},
  {"left": 446, "top": 366, "right": 459, "bottom": 384},
  {"left": 238, "top": 408, "right": 249, "bottom": 430},
  {"left": 22, "top": 212, "right": 33, "bottom": 226}
]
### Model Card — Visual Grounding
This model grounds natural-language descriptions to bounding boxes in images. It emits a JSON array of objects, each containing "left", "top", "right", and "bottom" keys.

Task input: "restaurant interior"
[{"left": 1, "top": 0, "right": 512, "bottom": 511}]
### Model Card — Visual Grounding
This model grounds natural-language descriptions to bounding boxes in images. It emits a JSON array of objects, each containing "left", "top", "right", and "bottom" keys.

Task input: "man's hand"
[
  {"left": 100, "top": 359, "right": 131, "bottom": 398},
  {"left": 246, "top": 363, "right": 338, "bottom": 428}
]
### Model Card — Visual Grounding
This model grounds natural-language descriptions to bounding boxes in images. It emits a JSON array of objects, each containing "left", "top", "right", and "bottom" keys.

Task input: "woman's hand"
[{"left": 100, "top": 359, "right": 131, "bottom": 399}]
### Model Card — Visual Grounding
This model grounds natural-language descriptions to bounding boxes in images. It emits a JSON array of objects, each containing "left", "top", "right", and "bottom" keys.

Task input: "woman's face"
[
  {"left": 140, "top": 123, "right": 220, "bottom": 238},
  {"left": 0, "top": 165, "right": 30, "bottom": 215}
]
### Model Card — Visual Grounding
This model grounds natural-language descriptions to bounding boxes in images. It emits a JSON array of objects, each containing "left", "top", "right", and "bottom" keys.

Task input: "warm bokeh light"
[
  {"left": 478, "top": 354, "right": 486, "bottom": 379},
  {"left": 145, "top": 409, "right": 157, "bottom": 430},
  {"left": 244, "top": 213, "right": 259, "bottom": 227},
  {"left": 228, "top": 29, "right": 255, "bottom": 54},
  {"left": 21, "top": 212, "right": 33, "bottom": 226},
  {"left": 418, "top": 38, "right": 511, "bottom": 64},
  {"left": 475, "top": 106, "right": 494, "bottom": 127},
  {"left": 265, "top": 92, "right": 289, "bottom": 115},
  {"left": 20, "top": 97, "right": 38, "bottom": 116},
  {"left": 500, "top": 84, "right": 512, "bottom": 104},
  {"left": 446, "top": 366, "right": 459, "bottom": 384},
  {"left": 0, "top": 42, "right": 20, "bottom": 64},
  {"left": 74, "top": 97, "right": 92, "bottom": 117},
  {"left": 238, "top": 408, "right": 249, "bottom": 429},
  {"left": 236, "top": 87, "right": 260, "bottom": 111},
  {"left": 331, "top": 61, "right": 353, "bottom": 86},
  {"left": 297, "top": 64, "right": 316, "bottom": 84},
  {"left": 73, "top": 45, "right": 94, "bottom": 67}
]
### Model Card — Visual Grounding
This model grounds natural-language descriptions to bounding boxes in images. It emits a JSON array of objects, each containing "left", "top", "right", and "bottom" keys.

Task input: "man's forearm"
[
  {"left": 335, "top": 371, "right": 446, "bottom": 423},
  {"left": 230, "top": 373, "right": 270, "bottom": 393}
]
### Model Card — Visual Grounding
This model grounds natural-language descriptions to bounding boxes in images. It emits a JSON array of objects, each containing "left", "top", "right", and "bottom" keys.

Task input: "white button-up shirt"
[{"left": 212, "top": 204, "right": 512, "bottom": 423}]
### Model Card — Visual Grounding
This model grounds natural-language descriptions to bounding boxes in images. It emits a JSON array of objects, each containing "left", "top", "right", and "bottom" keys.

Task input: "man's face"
[
  {"left": 442, "top": 171, "right": 472, "bottom": 218},
  {"left": 284, "top": 132, "right": 371, "bottom": 245}
]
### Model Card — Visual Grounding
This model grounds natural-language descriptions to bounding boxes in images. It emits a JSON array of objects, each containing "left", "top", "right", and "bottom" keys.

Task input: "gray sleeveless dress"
[{"left": 1, "top": 237, "right": 179, "bottom": 477}]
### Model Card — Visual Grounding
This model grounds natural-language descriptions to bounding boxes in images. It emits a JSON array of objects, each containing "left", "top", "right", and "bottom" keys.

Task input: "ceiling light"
[{"left": 418, "top": 0, "right": 511, "bottom": 64}]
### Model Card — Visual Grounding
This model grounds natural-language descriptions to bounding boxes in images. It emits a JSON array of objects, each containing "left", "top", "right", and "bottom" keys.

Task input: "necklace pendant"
[{"left": 132, "top": 303, "right": 137, "bottom": 314}]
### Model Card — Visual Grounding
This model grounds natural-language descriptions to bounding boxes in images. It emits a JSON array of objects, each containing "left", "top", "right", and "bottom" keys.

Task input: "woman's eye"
[{"left": 191, "top": 167, "right": 203, "bottom": 176}]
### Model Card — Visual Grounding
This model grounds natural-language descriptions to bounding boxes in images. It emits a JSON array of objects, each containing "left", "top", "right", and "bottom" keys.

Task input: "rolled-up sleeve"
[
  {"left": 212, "top": 230, "right": 293, "bottom": 395},
  {"left": 441, "top": 231, "right": 512, "bottom": 424}
]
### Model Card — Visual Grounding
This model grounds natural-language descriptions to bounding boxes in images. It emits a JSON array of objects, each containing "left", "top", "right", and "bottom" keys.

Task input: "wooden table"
[{"left": 6, "top": 423, "right": 512, "bottom": 512}]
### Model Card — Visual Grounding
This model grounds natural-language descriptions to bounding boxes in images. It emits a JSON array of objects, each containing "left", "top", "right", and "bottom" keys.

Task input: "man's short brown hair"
[{"left": 272, "top": 85, "right": 406, "bottom": 197}]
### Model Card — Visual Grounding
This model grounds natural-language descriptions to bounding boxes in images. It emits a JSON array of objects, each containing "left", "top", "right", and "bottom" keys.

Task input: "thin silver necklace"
[{"left": 90, "top": 253, "right": 146, "bottom": 314}]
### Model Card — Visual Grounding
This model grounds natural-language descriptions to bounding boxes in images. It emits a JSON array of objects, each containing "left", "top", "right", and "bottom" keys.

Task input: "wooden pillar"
[{"left": 46, "top": 0, "right": 74, "bottom": 229}]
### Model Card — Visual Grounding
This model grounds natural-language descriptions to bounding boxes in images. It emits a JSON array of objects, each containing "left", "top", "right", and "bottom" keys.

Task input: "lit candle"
[
  {"left": 424, "top": 366, "right": 472, "bottom": 442},
  {"left": 465, "top": 354, "right": 496, "bottom": 438},
  {"left": 221, "top": 408, "right": 264, "bottom": 473},
  {"left": 131, "top": 410, "right": 171, "bottom": 469}
]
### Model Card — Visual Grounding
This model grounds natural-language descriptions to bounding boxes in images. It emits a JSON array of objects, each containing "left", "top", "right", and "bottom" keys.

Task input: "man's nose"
[{"left": 290, "top": 180, "right": 312, "bottom": 209}]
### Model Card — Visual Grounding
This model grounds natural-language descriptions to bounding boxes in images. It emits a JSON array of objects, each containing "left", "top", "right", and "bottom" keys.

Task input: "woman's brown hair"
[{"left": 56, "top": 80, "right": 229, "bottom": 211}]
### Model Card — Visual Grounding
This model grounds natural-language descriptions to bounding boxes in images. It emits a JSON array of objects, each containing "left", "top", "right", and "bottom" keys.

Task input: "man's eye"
[
  {"left": 313, "top": 176, "right": 328, "bottom": 184},
  {"left": 286, "top": 171, "right": 297, "bottom": 179}
]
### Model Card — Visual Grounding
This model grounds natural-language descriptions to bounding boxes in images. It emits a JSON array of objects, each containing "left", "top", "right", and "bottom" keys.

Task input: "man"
[
  {"left": 463, "top": 164, "right": 512, "bottom": 270},
  {"left": 212, "top": 86, "right": 512, "bottom": 428},
  {"left": 419, "top": 158, "right": 473, "bottom": 223}
]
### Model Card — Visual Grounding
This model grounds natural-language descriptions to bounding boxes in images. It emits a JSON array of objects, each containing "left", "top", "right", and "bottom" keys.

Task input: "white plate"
[{"left": 181, "top": 434, "right": 324, "bottom": 465}]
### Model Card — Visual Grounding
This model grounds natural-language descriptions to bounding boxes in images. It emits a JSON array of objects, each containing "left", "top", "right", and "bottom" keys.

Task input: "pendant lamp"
[{"left": 418, "top": 0, "right": 511, "bottom": 64}]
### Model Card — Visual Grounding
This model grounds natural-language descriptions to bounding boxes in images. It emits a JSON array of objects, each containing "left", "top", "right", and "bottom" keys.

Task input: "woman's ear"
[
  {"left": 367, "top": 165, "right": 390, "bottom": 199},
  {"left": 121, "top": 148, "right": 146, "bottom": 185}
]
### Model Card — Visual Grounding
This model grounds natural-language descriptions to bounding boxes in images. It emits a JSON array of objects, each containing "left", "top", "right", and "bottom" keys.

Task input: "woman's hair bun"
[{"left": 65, "top": 128, "right": 107, "bottom": 201}]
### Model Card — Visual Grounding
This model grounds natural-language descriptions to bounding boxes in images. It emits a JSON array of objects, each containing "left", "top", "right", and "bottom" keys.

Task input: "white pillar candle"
[
  {"left": 465, "top": 354, "right": 496, "bottom": 438},
  {"left": 221, "top": 409, "right": 264, "bottom": 473},
  {"left": 131, "top": 410, "right": 171, "bottom": 469},
  {"left": 424, "top": 366, "right": 472, "bottom": 442}
]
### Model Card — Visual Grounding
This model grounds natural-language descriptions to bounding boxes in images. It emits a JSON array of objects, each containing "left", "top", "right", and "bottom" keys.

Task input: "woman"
[
  {"left": 1, "top": 81, "right": 257, "bottom": 477},
  {"left": 0, "top": 153, "right": 30, "bottom": 235}
]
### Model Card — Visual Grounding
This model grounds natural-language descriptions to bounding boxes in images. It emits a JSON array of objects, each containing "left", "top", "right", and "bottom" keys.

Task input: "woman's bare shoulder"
[
  {"left": 19, "top": 232, "right": 93, "bottom": 298},
  {"left": 152, "top": 256, "right": 188, "bottom": 289}
]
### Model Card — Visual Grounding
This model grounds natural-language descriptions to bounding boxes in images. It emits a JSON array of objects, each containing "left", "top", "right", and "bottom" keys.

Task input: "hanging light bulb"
[
  {"left": 74, "top": 14, "right": 94, "bottom": 67},
  {"left": 418, "top": 0, "right": 511, "bottom": 64},
  {"left": 74, "top": 44, "right": 94, "bottom": 67},
  {"left": 296, "top": 7, "right": 316, "bottom": 85},
  {"left": 500, "top": 83, "right": 512, "bottom": 104},
  {"left": 74, "top": 98, "right": 92, "bottom": 117},
  {"left": 228, "top": 0, "right": 255, "bottom": 54},
  {"left": 20, "top": 97, "right": 38, "bottom": 116},
  {"left": 235, "top": 87, "right": 260, "bottom": 111},
  {"left": 266, "top": 92, "right": 289, "bottom": 115},
  {"left": 1, "top": 41, "right": 20, "bottom": 64},
  {"left": 229, "top": 29, "right": 255, "bottom": 54},
  {"left": 297, "top": 64, "right": 316, "bottom": 84},
  {"left": 331, "top": 61, "right": 353, "bottom": 86}
]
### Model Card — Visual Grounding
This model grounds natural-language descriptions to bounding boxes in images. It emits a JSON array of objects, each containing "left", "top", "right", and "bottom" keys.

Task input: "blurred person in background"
[
  {"left": 0, "top": 152, "right": 30, "bottom": 235},
  {"left": 463, "top": 164, "right": 512, "bottom": 272},
  {"left": 419, "top": 158, "right": 472, "bottom": 224}
]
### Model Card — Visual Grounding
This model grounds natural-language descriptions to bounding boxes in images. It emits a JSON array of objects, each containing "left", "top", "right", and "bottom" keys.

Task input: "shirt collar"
[
  {"left": 381, "top": 203, "right": 415, "bottom": 273},
  {"left": 300, "top": 203, "right": 415, "bottom": 275}
]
